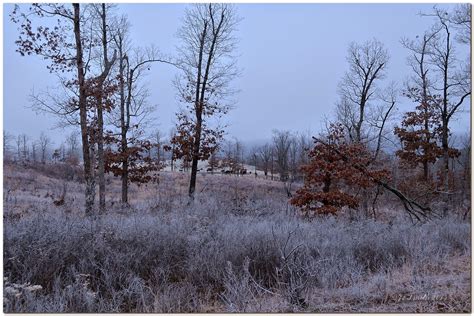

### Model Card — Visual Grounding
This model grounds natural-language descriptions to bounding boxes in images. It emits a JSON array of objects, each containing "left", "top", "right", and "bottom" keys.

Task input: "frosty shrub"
[{"left": 4, "top": 206, "right": 470, "bottom": 312}]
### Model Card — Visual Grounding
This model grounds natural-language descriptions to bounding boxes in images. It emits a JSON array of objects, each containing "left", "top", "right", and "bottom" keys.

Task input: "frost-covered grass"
[{"left": 3, "top": 163, "right": 472, "bottom": 312}]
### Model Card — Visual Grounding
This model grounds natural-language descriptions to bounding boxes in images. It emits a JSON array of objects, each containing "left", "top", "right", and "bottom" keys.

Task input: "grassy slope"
[{"left": 3, "top": 162, "right": 471, "bottom": 312}]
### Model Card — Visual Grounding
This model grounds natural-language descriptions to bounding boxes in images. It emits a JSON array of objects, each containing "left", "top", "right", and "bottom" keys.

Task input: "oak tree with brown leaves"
[
  {"left": 12, "top": 4, "right": 97, "bottom": 214},
  {"left": 168, "top": 111, "right": 224, "bottom": 172},
  {"left": 104, "top": 131, "right": 160, "bottom": 190},
  {"left": 394, "top": 93, "right": 445, "bottom": 181},
  {"left": 291, "top": 123, "right": 390, "bottom": 216}
]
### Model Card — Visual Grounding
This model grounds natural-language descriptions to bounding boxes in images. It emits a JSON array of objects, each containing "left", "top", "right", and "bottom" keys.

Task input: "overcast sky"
[{"left": 3, "top": 3, "right": 470, "bottom": 148}]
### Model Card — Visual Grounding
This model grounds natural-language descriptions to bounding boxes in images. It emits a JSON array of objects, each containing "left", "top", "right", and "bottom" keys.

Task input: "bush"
[
  {"left": 353, "top": 238, "right": 410, "bottom": 273},
  {"left": 3, "top": 207, "right": 470, "bottom": 312}
]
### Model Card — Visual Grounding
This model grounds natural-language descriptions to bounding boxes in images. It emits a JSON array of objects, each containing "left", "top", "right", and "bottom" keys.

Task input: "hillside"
[{"left": 3, "top": 162, "right": 471, "bottom": 312}]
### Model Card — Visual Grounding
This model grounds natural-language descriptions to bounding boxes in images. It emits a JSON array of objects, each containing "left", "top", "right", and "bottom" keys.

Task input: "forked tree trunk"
[
  {"left": 96, "top": 4, "right": 116, "bottom": 213},
  {"left": 73, "top": 3, "right": 95, "bottom": 215},
  {"left": 188, "top": 23, "right": 207, "bottom": 199},
  {"left": 183, "top": 5, "right": 235, "bottom": 198}
]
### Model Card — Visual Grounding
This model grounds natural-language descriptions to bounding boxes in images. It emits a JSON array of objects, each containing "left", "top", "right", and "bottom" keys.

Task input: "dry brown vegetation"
[{"left": 3, "top": 161, "right": 471, "bottom": 313}]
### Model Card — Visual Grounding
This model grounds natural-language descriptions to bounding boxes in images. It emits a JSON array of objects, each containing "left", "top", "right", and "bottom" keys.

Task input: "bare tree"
[
  {"left": 208, "top": 150, "right": 220, "bottom": 174},
  {"left": 110, "top": 16, "right": 172, "bottom": 205},
  {"left": 272, "top": 130, "right": 292, "bottom": 182},
  {"left": 15, "top": 135, "right": 21, "bottom": 162},
  {"left": 66, "top": 131, "right": 80, "bottom": 160},
  {"left": 175, "top": 3, "right": 240, "bottom": 198},
  {"left": 258, "top": 143, "right": 272, "bottom": 179},
  {"left": 448, "top": 4, "right": 471, "bottom": 45},
  {"left": 169, "top": 127, "right": 177, "bottom": 172},
  {"left": 221, "top": 138, "right": 236, "bottom": 172},
  {"left": 248, "top": 146, "right": 259, "bottom": 177},
  {"left": 74, "top": 3, "right": 96, "bottom": 214},
  {"left": 31, "top": 143, "right": 37, "bottom": 163},
  {"left": 3, "top": 131, "right": 14, "bottom": 161},
  {"left": 424, "top": 7, "right": 471, "bottom": 209},
  {"left": 233, "top": 138, "right": 245, "bottom": 172},
  {"left": 21, "top": 134, "right": 29, "bottom": 162},
  {"left": 368, "top": 84, "right": 397, "bottom": 161},
  {"left": 153, "top": 130, "right": 164, "bottom": 163},
  {"left": 88, "top": 4, "right": 118, "bottom": 213},
  {"left": 59, "top": 142, "right": 67, "bottom": 161},
  {"left": 38, "top": 132, "right": 51, "bottom": 164},
  {"left": 297, "top": 131, "right": 312, "bottom": 170},
  {"left": 288, "top": 134, "right": 299, "bottom": 181},
  {"left": 336, "top": 39, "right": 389, "bottom": 144},
  {"left": 458, "top": 133, "right": 471, "bottom": 205},
  {"left": 114, "top": 17, "right": 139, "bottom": 204}
]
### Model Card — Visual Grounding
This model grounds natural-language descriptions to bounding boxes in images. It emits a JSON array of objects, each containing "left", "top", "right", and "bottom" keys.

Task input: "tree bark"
[
  {"left": 421, "top": 36, "right": 431, "bottom": 182},
  {"left": 73, "top": 3, "right": 95, "bottom": 215},
  {"left": 189, "top": 5, "right": 226, "bottom": 198},
  {"left": 97, "top": 93, "right": 106, "bottom": 212},
  {"left": 115, "top": 30, "right": 129, "bottom": 205},
  {"left": 96, "top": 4, "right": 116, "bottom": 213},
  {"left": 189, "top": 117, "right": 202, "bottom": 197},
  {"left": 120, "top": 54, "right": 129, "bottom": 205},
  {"left": 441, "top": 25, "right": 451, "bottom": 216},
  {"left": 188, "top": 21, "right": 207, "bottom": 198}
]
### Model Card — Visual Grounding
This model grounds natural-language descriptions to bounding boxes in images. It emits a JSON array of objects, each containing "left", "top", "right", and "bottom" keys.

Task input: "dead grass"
[{"left": 3, "top": 161, "right": 471, "bottom": 313}]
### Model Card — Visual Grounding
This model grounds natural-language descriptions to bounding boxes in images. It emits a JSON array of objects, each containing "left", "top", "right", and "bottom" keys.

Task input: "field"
[{"left": 2, "top": 161, "right": 471, "bottom": 313}]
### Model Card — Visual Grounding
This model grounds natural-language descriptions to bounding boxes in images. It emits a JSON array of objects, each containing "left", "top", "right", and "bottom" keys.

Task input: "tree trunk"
[
  {"left": 355, "top": 100, "right": 365, "bottom": 143},
  {"left": 120, "top": 95, "right": 129, "bottom": 205},
  {"left": 97, "top": 93, "right": 106, "bottom": 213},
  {"left": 188, "top": 116, "right": 202, "bottom": 197},
  {"left": 73, "top": 3, "right": 95, "bottom": 215},
  {"left": 423, "top": 103, "right": 430, "bottom": 181},
  {"left": 322, "top": 173, "right": 331, "bottom": 193},
  {"left": 171, "top": 144, "right": 175, "bottom": 172},
  {"left": 187, "top": 23, "right": 207, "bottom": 198},
  {"left": 423, "top": 160, "right": 429, "bottom": 181},
  {"left": 188, "top": 10, "right": 224, "bottom": 197},
  {"left": 421, "top": 35, "right": 430, "bottom": 183},
  {"left": 441, "top": 27, "right": 450, "bottom": 216},
  {"left": 118, "top": 36, "right": 129, "bottom": 205},
  {"left": 442, "top": 124, "right": 450, "bottom": 215},
  {"left": 271, "top": 149, "right": 274, "bottom": 181},
  {"left": 121, "top": 160, "right": 128, "bottom": 204},
  {"left": 96, "top": 3, "right": 116, "bottom": 213}
]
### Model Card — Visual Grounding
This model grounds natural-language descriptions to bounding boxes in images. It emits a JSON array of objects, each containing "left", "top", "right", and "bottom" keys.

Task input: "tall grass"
[{"left": 4, "top": 201, "right": 470, "bottom": 312}]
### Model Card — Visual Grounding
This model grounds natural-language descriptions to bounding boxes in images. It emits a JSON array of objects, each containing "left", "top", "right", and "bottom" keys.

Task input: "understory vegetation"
[{"left": 3, "top": 164, "right": 471, "bottom": 313}]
